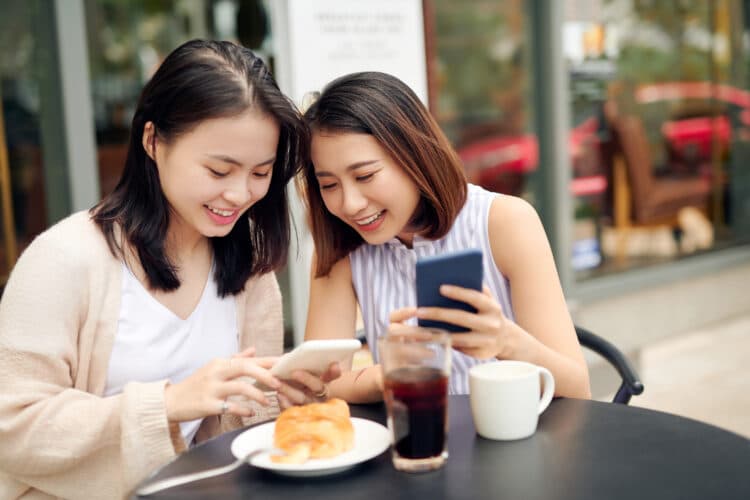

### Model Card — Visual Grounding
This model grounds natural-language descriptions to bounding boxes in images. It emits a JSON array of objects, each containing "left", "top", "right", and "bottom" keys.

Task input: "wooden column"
[{"left": 0, "top": 90, "right": 19, "bottom": 283}]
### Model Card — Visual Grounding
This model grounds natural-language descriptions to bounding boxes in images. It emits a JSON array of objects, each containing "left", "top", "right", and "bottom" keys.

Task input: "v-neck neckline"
[{"left": 122, "top": 260, "right": 215, "bottom": 322}]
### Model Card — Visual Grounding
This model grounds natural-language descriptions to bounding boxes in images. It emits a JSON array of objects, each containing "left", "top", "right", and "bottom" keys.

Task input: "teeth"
[
  {"left": 208, "top": 206, "right": 234, "bottom": 217},
  {"left": 357, "top": 211, "right": 383, "bottom": 226}
]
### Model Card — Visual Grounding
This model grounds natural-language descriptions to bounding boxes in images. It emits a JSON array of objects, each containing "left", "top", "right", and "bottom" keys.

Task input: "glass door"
[{"left": 0, "top": 0, "right": 62, "bottom": 288}]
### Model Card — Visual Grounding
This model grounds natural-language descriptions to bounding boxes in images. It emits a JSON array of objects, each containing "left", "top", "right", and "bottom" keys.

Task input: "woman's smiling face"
[
  {"left": 147, "top": 109, "right": 280, "bottom": 243},
  {"left": 310, "top": 131, "right": 421, "bottom": 246}
]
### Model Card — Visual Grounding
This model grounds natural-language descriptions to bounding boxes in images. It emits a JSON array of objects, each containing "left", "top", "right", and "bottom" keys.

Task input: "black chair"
[{"left": 576, "top": 325, "right": 644, "bottom": 405}]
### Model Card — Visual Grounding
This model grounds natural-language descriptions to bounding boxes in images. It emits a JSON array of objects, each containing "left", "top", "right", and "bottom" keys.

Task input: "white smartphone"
[{"left": 270, "top": 339, "right": 362, "bottom": 379}]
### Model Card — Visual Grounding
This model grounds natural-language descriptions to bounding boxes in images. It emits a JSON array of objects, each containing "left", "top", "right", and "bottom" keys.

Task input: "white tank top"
[
  {"left": 350, "top": 184, "right": 515, "bottom": 394},
  {"left": 105, "top": 263, "right": 238, "bottom": 445}
]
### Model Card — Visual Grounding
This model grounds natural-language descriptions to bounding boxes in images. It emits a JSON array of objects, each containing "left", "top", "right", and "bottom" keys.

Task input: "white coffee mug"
[{"left": 469, "top": 360, "right": 555, "bottom": 440}]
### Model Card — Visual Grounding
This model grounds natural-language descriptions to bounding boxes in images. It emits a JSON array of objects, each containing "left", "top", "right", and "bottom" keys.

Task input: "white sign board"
[{"left": 286, "top": 0, "right": 427, "bottom": 106}]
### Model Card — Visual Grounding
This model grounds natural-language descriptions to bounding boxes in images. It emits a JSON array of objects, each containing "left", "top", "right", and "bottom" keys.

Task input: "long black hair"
[{"left": 92, "top": 39, "right": 307, "bottom": 296}]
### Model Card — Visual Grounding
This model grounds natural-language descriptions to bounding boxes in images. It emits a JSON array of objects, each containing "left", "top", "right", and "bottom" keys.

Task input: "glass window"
[
  {"left": 427, "top": 1, "right": 539, "bottom": 204},
  {"left": 565, "top": 0, "right": 750, "bottom": 280},
  {"left": 0, "top": 0, "right": 64, "bottom": 288}
]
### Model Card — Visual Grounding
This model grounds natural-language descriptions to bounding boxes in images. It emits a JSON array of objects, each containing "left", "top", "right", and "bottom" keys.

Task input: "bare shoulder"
[
  {"left": 487, "top": 195, "right": 552, "bottom": 279},
  {"left": 311, "top": 252, "right": 353, "bottom": 288},
  {"left": 488, "top": 194, "right": 541, "bottom": 229}
]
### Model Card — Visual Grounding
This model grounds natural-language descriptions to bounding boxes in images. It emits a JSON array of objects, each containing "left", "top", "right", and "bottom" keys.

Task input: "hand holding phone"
[
  {"left": 416, "top": 248, "right": 483, "bottom": 333},
  {"left": 270, "top": 339, "right": 362, "bottom": 379}
]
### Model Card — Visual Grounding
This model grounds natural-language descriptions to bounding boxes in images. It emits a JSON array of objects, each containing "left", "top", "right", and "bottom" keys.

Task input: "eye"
[
  {"left": 319, "top": 181, "right": 338, "bottom": 191},
  {"left": 356, "top": 173, "right": 375, "bottom": 182},
  {"left": 253, "top": 170, "right": 271, "bottom": 178},
  {"left": 206, "top": 167, "right": 229, "bottom": 178}
]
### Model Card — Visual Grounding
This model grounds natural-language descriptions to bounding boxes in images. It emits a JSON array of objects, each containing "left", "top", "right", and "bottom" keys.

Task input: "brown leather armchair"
[
  {"left": 613, "top": 114, "right": 710, "bottom": 225},
  {"left": 600, "top": 100, "right": 714, "bottom": 260}
]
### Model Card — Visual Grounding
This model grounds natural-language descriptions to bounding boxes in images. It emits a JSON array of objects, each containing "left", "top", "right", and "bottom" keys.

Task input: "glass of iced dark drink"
[{"left": 378, "top": 329, "right": 451, "bottom": 472}]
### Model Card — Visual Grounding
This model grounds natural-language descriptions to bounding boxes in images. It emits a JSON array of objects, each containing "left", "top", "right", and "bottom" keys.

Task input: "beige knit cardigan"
[{"left": 0, "top": 211, "right": 283, "bottom": 499}]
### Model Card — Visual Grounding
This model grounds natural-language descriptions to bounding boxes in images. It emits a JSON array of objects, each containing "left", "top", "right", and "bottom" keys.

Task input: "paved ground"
[{"left": 624, "top": 313, "right": 750, "bottom": 438}]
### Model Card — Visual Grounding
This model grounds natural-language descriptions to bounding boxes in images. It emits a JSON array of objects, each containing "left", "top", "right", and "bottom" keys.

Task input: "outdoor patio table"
[{"left": 132, "top": 395, "right": 749, "bottom": 500}]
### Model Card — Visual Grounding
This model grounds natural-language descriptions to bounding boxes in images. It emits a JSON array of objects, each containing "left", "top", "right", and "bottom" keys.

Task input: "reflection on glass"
[
  {"left": 0, "top": 0, "right": 53, "bottom": 285},
  {"left": 566, "top": 0, "right": 750, "bottom": 280},
  {"left": 429, "top": 0, "right": 536, "bottom": 200}
]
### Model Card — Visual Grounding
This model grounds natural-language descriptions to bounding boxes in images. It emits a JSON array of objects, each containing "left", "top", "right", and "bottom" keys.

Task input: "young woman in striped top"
[{"left": 299, "top": 71, "right": 590, "bottom": 402}]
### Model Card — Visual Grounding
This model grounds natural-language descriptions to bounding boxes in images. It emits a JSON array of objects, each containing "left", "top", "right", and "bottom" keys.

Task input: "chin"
[
  {"left": 202, "top": 225, "right": 236, "bottom": 239},
  {"left": 358, "top": 231, "right": 395, "bottom": 246}
]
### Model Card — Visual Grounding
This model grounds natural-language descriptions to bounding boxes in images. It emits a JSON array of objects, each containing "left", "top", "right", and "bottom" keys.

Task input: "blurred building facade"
[{"left": 1, "top": 1, "right": 749, "bottom": 379}]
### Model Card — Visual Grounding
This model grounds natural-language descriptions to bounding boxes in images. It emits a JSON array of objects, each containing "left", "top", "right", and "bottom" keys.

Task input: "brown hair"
[{"left": 299, "top": 71, "right": 467, "bottom": 277}]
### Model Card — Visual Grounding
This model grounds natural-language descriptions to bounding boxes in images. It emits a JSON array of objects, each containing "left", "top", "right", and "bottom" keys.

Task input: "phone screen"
[{"left": 415, "top": 249, "right": 483, "bottom": 333}]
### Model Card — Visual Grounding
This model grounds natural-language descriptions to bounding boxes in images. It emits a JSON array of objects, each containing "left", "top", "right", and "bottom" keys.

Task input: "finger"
[
  {"left": 277, "top": 392, "right": 292, "bottom": 410},
  {"left": 321, "top": 362, "right": 342, "bottom": 383},
  {"left": 249, "top": 356, "right": 279, "bottom": 369},
  {"left": 450, "top": 333, "right": 496, "bottom": 350},
  {"left": 232, "top": 346, "right": 256, "bottom": 358},
  {"left": 223, "top": 358, "right": 281, "bottom": 389},
  {"left": 219, "top": 380, "right": 271, "bottom": 406},
  {"left": 222, "top": 398, "right": 257, "bottom": 418},
  {"left": 290, "top": 369, "right": 326, "bottom": 395},
  {"left": 416, "top": 306, "right": 480, "bottom": 332},
  {"left": 440, "top": 284, "right": 499, "bottom": 313},
  {"left": 276, "top": 381, "right": 310, "bottom": 406},
  {"left": 389, "top": 307, "right": 417, "bottom": 323}
]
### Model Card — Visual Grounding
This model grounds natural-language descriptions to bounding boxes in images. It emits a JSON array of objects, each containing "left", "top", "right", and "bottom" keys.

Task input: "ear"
[{"left": 142, "top": 121, "right": 156, "bottom": 161}]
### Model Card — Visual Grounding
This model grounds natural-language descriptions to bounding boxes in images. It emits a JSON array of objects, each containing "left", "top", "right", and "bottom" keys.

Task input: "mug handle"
[{"left": 537, "top": 367, "right": 555, "bottom": 415}]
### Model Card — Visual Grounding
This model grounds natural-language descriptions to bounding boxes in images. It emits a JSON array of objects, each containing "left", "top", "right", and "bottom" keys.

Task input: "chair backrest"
[
  {"left": 576, "top": 325, "right": 644, "bottom": 405},
  {"left": 611, "top": 116, "right": 657, "bottom": 220}
]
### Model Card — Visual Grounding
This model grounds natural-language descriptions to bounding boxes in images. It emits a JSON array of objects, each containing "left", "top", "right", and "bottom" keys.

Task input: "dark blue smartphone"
[{"left": 416, "top": 248, "right": 483, "bottom": 333}]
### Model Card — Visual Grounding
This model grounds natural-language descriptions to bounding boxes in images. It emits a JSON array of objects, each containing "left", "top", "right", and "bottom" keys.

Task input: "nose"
[
  {"left": 340, "top": 183, "right": 367, "bottom": 216},
  {"left": 223, "top": 174, "right": 254, "bottom": 207}
]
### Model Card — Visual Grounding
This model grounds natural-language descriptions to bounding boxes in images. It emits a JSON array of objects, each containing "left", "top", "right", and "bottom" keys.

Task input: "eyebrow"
[
  {"left": 315, "top": 160, "right": 379, "bottom": 177},
  {"left": 206, "top": 154, "right": 276, "bottom": 167}
]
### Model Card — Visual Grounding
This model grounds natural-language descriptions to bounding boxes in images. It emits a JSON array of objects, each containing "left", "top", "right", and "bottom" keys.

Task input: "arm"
[
  {"left": 0, "top": 231, "right": 178, "bottom": 499},
  {"left": 411, "top": 196, "right": 590, "bottom": 399},
  {"left": 485, "top": 196, "right": 590, "bottom": 398},
  {"left": 304, "top": 254, "right": 383, "bottom": 403}
]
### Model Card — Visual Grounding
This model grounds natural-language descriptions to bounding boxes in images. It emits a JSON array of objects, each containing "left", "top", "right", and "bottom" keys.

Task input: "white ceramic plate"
[{"left": 230, "top": 418, "right": 390, "bottom": 477}]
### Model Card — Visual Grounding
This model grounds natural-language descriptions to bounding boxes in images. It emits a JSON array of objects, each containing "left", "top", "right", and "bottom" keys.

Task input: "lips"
[
  {"left": 355, "top": 210, "right": 384, "bottom": 226},
  {"left": 351, "top": 210, "right": 386, "bottom": 233},
  {"left": 205, "top": 204, "right": 240, "bottom": 225},
  {"left": 206, "top": 205, "right": 235, "bottom": 217}
]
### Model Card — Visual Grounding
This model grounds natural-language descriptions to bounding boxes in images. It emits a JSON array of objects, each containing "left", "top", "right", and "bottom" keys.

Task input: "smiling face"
[
  {"left": 147, "top": 109, "right": 280, "bottom": 244},
  {"left": 311, "top": 131, "right": 422, "bottom": 246}
]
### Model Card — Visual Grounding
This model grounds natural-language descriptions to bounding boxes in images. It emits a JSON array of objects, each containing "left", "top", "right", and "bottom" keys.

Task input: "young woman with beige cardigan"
[{"left": 0, "top": 40, "right": 338, "bottom": 499}]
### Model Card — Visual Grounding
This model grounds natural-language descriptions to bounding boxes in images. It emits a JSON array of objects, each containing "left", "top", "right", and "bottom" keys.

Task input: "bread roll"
[{"left": 271, "top": 398, "right": 355, "bottom": 464}]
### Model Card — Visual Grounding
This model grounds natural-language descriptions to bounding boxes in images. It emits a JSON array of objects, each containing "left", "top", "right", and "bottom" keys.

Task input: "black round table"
[{"left": 132, "top": 396, "right": 750, "bottom": 500}]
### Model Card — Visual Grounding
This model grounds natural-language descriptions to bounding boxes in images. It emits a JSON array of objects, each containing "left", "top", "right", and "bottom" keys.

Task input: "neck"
[
  {"left": 396, "top": 231, "right": 415, "bottom": 248},
  {"left": 165, "top": 219, "right": 210, "bottom": 266}
]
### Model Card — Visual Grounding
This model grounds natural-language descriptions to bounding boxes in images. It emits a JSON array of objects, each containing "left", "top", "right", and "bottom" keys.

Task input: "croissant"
[{"left": 271, "top": 398, "right": 355, "bottom": 464}]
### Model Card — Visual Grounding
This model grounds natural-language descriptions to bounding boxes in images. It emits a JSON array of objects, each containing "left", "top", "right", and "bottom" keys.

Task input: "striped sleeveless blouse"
[{"left": 350, "top": 183, "right": 515, "bottom": 394}]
